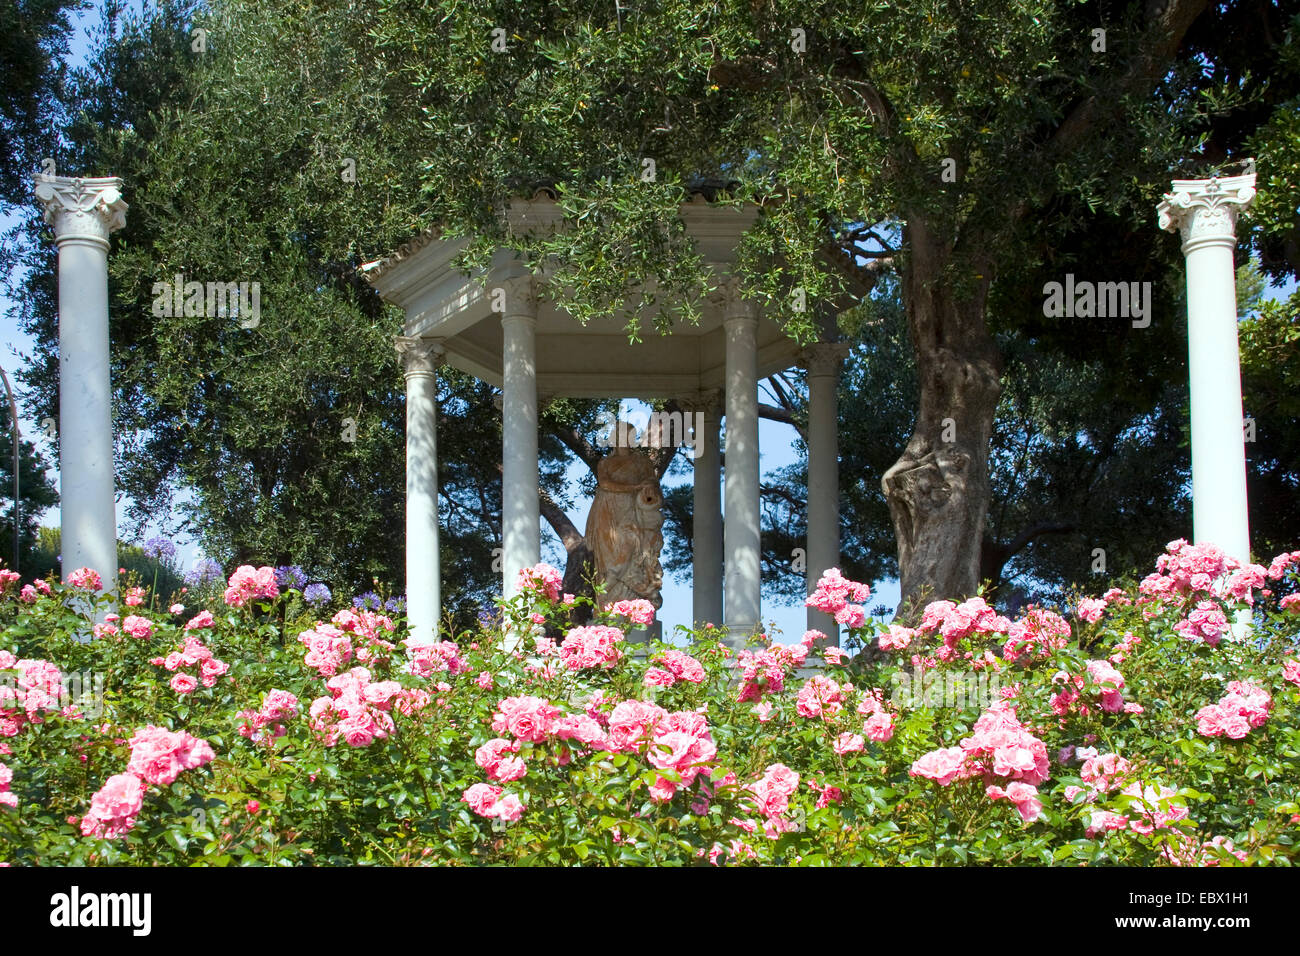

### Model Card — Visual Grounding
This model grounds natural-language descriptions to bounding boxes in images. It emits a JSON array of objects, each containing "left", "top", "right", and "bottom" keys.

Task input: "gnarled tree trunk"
[{"left": 883, "top": 218, "right": 1002, "bottom": 619}]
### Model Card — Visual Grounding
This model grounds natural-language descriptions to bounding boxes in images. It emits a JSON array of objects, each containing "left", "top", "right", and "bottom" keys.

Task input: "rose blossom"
[
  {"left": 66, "top": 567, "right": 102, "bottom": 591},
  {"left": 863, "top": 711, "right": 896, "bottom": 742},
  {"left": 122, "top": 615, "right": 153, "bottom": 640},
  {"left": 462, "top": 782, "right": 503, "bottom": 818},
  {"left": 79, "top": 773, "right": 146, "bottom": 840},
  {"left": 834, "top": 732, "right": 864, "bottom": 755},
  {"left": 491, "top": 695, "right": 561, "bottom": 743},
  {"left": 125, "top": 725, "right": 215, "bottom": 786},
  {"left": 909, "top": 746, "right": 968, "bottom": 786},
  {"left": 222, "top": 565, "right": 280, "bottom": 607},
  {"left": 170, "top": 673, "right": 198, "bottom": 695},
  {"left": 496, "top": 793, "right": 525, "bottom": 822}
]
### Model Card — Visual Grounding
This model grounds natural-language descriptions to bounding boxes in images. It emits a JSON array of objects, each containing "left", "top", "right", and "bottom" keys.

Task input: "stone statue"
[{"left": 585, "top": 422, "right": 664, "bottom": 611}]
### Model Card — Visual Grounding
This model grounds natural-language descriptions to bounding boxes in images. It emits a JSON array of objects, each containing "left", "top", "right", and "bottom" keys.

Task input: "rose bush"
[{"left": 0, "top": 542, "right": 1297, "bottom": 866}]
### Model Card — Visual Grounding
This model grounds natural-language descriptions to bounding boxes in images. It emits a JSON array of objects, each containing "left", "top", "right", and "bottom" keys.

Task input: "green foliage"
[{"left": 0, "top": 0, "right": 85, "bottom": 208}]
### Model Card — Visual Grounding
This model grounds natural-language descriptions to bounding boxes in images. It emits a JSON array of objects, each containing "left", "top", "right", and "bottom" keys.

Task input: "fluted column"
[
  {"left": 803, "top": 342, "right": 850, "bottom": 642},
  {"left": 723, "top": 284, "right": 761, "bottom": 643},
  {"left": 396, "top": 336, "right": 445, "bottom": 643},
  {"left": 1158, "top": 169, "right": 1256, "bottom": 565},
  {"left": 683, "top": 389, "right": 723, "bottom": 627},
  {"left": 499, "top": 276, "right": 541, "bottom": 599},
  {"left": 34, "top": 175, "right": 127, "bottom": 603}
]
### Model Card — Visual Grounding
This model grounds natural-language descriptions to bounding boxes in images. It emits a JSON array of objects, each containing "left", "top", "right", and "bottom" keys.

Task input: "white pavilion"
[{"left": 362, "top": 188, "right": 853, "bottom": 644}]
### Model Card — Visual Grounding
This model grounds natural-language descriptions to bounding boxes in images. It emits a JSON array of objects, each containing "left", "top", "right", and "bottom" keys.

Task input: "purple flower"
[
  {"left": 303, "top": 583, "right": 331, "bottom": 605},
  {"left": 275, "top": 565, "right": 307, "bottom": 590},
  {"left": 185, "top": 558, "right": 223, "bottom": 586},
  {"left": 384, "top": 595, "right": 407, "bottom": 614},
  {"left": 353, "top": 591, "right": 382, "bottom": 611},
  {"left": 143, "top": 536, "right": 177, "bottom": 561}
]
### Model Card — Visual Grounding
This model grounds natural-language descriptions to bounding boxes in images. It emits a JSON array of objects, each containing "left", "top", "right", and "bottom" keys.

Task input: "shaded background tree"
[
  {"left": 0, "top": 0, "right": 85, "bottom": 208},
  {"left": 0, "top": 417, "right": 59, "bottom": 575},
  {"left": 5, "top": 0, "right": 1299, "bottom": 629}
]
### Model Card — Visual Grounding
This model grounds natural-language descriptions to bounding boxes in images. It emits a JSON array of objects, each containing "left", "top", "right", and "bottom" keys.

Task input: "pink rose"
[
  {"left": 462, "top": 783, "right": 503, "bottom": 818},
  {"left": 338, "top": 713, "right": 376, "bottom": 748},
  {"left": 222, "top": 565, "right": 280, "bottom": 607},
  {"left": 122, "top": 615, "right": 153, "bottom": 640},
  {"left": 496, "top": 793, "right": 525, "bottom": 821},
  {"left": 490, "top": 695, "right": 561, "bottom": 743},
  {"left": 608, "top": 599, "right": 656, "bottom": 626},
  {"left": 80, "top": 773, "right": 145, "bottom": 839},
  {"left": 199, "top": 657, "right": 229, "bottom": 686},
  {"left": 170, "top": 673, "right": 198, "bottom": 695},
  {"left": 834, "top": 732, "right": 864, "bottom": 755},
  {"left": 66, "top": 567, "right": 103, "bottom": 591},
  {"left": 126, "top": 725, "right": 215, "bottom": 785},
  {"left": 643, "top": 667, "right": 676, "bottom": 687},
  {"left": 184, "top": 610, "right": 215, "bottom": 631},
  {"left": 910, "top": 747, "right": 968, "bottom": 786},
  {"left": 1076, "top": 598, "right": 1106, "bottom": 623},
  {"left": 863, "top": 711, "right": 895, "bottom": 743}
]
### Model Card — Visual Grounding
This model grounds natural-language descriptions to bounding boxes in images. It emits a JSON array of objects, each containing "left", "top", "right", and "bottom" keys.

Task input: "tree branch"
[
  {"left": 551, "top": 424, "right": 600, "bottom": 472},
  {"left": 1049, "top": 0, "right": 1208, "bottom": 161},
  {"left": 759, "top": 402, "right": 800, "bottom": 432},
  {"left": 494, "top": 460, "right": 585, "bottom": 553},
  {"left": 817, "top": 243, "right": 893, "bottom": 299},
  {"left": 999, "top": 521, "right": 1076, "bottom": 565},
  {"left": 539, "top": 486, "right": 585, "bottom": 553}
]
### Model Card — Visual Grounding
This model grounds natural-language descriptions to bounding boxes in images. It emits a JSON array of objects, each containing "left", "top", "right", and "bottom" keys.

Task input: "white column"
[
  {"left": 34, "top": 176, "right": 127, "bottom": 601},
  {"left": 1158, "top": 170, "right": 1256, "bottom": 566},
  {"left": 723, "top": 286, "right": 761, "bottom": 641},
  {"left": 499, "top": 276, "right": 541, "bottom": 598},
  {"left": 803, "top": 343, "right": 849, "bottom": 643},
  {"left": 687, "top": 389, "right": 723, "bottom": 626},
  {"left": 396, "top": 336, "right": 444, "bottom": 643}
]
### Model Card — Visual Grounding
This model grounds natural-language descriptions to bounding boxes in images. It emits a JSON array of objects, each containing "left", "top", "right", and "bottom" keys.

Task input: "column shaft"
[
  {"left": 1186, "top": 241, "right": 1250, "bottom": 562},
  {"left": 58, "top": 239, "right": 117, "bottom": 593},
  {"left": 723, "top": 300, "right": 761, "bottom": 640},
  {"left": 805, "top": 345, "right": 846, "bottom": 642},
  {"left": 501, "top": 289, "right": 540, "bottom": 598},
  {"left": 397, "top": 337, "right": 443, "bottom": 642},
  {"left": 691, "top": 394, "right": 723, "bottom": 626}
]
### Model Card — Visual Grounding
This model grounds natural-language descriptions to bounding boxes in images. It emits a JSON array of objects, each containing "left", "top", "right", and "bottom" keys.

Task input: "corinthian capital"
[
  {"left": 489, "top": 274, "right": 539, "bottom": 317},
  {"left": 800, "top": 342, "right": 851, "bottom": 377},
  {"left": 394, "top": 336, "right": 445, "bottom": 376},
  {"left": 1157, "top": 168, "right": 1256, "bottom": 252},
  {"left": 709, "top": 275, "right": 758, "bottom": 326},
  {"left": 678, "top": 387, "right": 724, "bottom": 416},
  {"left": 33, "top": 175, "right": 127, "bottom": 246}
]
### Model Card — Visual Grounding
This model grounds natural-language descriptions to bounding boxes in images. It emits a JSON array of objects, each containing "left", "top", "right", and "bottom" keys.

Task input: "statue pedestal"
[
  {"left": 625, "top": 621, "right": 662, "bottom": 646},
  {"left": 794, "top": 657, "right": 825, "bottom": 680}
]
